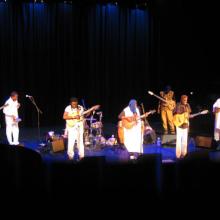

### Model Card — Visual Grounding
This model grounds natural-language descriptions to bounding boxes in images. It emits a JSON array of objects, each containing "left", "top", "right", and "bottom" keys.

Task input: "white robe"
[
  {"left": 3, "top": 97, "right": 20, "bottom": 145},
  {"left": 213, "top": 99, "right": 220, "bottom": 141},
  {"left": 123, "top": 106, "right": 143, "bottom": 153},
  {"left": 213, "top": 99, "right": 220, "bottom": 130}
]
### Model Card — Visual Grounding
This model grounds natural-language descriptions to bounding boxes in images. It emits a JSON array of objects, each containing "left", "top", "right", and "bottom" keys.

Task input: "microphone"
[{"left": 26, "top": 95, "right": 33, "bottom": 98}]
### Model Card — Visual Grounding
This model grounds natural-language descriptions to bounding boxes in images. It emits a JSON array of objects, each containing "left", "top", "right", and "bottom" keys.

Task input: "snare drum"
[{"left": 91, "top": 122, "right": 103, "bottom": 129}]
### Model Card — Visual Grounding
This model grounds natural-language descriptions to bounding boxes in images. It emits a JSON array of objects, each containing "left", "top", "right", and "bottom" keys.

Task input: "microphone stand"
[{"left": 28, "top": 96, "right": 43, "bottom": 144}]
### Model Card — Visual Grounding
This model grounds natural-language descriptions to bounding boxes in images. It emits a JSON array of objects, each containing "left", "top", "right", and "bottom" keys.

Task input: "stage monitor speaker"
[
  {"left": 161, "top": 134, "right": 176, "bottom": 146},
  {"left": 195, "top": 136, "right": 213, "bottom": 148},
  {"left": 51, "top": 139, "right": 65, "bottom": 153}
]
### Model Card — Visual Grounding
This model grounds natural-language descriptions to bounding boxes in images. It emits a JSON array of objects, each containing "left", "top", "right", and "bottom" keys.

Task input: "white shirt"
[
  {"left": 64, "top": 105, "right": 84, "bottom": 128},
  {"left": 213, "top": 99, "right": 220, "bottom": 130},
  {"left": 3, "top": 97, "right": 19, "bottom": 125}
]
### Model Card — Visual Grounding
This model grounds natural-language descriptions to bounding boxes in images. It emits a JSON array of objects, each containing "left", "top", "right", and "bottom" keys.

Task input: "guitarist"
[
  {"left": 63, "top": 97, "right": 86, "bottom": 160},
  {"left": 173, "top": 95, "right": 192, "bottom": 159},
  {"left": 158, "top": 85, "right": 176, "bottom": 135},
  {"left": 213, "top": 98, "right": 220, "bottom": 150},
  {"left": 118, "top": 99, "right": 144, "bottom": 160},
  {"left": 3, "top": 91, "right": 21, "bottom": 145}
]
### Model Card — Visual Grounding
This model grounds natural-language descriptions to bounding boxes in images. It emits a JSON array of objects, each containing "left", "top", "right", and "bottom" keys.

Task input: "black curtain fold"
[{"left": 0, "top": 3, "right": 153, "bottom": 126}]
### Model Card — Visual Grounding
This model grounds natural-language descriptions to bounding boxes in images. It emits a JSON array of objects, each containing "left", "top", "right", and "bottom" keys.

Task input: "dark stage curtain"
[{"left": 0, "top": 2, "right": 154, "bottom": 127}]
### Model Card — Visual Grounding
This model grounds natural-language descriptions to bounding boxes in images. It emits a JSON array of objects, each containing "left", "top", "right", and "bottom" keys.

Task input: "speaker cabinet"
[
  {"left": 51, "top": 139, "right": 65, "bottom": 152},
  {"left": 195, "top": 136, "right": 213, "bottom": 148}
]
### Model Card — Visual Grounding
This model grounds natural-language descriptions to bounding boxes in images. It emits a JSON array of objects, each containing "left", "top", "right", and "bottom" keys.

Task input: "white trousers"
[
  {"left": 67, "top": 124, "right": 84, "bottom": 159},
  {"left": 176, "top": 127, "right": 188, "bottom": 158},
  {"left": 6, "top": 123, "right": 19, "bottom": 145},
  {"left": 214, "top": 129, "right": 220, "bottom": 142}
]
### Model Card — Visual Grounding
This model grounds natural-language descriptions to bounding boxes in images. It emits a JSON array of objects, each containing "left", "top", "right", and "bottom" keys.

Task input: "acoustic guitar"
[
  {"left": 148, "top": 90, "right": 176, "bottom": 111},
  {"left": 121, "top": 109, "right": 156, "bottom": 129},
  {"left": 117, "top": 109, "right": 156, "bottom": 144},
  {"left": 66, "top": 105, "right": 100, "bottom": 127},
  {"left": 173, "top": 110, "right": 209, "bottom": 127}
]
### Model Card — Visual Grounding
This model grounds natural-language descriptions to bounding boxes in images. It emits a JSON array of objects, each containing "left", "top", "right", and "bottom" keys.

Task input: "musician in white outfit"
[
  {"left": 213, "top": 98, "right": 220, "bottom": 149},
  {"left": 118, "top": 99, "right": 143, "bottom": 159},
  {"left": 173, "top": 95, "right": 191, "bottom": 159},
  {"left": 63, "top": 97, "right": 84, "bottom": 160},
  {"left": 3, "top": 91, "right": 20, "bottom": 145}
]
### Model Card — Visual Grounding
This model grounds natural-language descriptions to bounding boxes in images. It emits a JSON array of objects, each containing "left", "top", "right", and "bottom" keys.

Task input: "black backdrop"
[{"left": 0, "top": 1, "right": 219, "bottom": 127}]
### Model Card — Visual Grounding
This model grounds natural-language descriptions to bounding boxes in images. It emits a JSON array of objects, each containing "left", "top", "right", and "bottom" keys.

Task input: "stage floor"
[{"left": 0, "top": 124, "right": 219, "bottom": 163}]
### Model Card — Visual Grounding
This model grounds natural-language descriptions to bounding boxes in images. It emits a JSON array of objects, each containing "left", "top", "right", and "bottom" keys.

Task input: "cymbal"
[{"left": 85, "top": 118, "right": 97, "bottom": 121}]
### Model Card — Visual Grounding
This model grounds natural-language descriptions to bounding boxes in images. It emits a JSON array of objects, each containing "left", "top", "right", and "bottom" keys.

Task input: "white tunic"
[
  {"left": 64, "top": 105, "right": 84, "bottom": 129},
  {"left": 123, "top": 106, "right": 143, "bottom": 153},
  {"left": 3, "top": 97, "right": 19, "bottom": 125},
  {"left": 213, "top": 99, "right": 220, "bottom": 130}
]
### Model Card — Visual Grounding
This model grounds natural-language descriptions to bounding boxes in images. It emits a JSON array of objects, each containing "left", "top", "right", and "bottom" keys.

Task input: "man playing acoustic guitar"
[
  {"left": 173, "top": 95, "right": 191, "bottom": 159},
  {"left": 118, "top": 99, "right": 153, "bottom": 160},
  {"left": 63, "top": 97, "right": 100, "bottom": 160}
]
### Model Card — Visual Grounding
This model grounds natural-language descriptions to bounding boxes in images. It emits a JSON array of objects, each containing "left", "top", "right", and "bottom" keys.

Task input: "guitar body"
[
  {"left": 13, "top": 117, "right": 22, "bottom": 124},
  {"left": 66, "top": 112, "right": 83, "bottom": 127},
  {"left": 121, "top": 116, "right": 137, "bottom": 129},
  {"left": 173, "top": 112, "right": 189, "bottom": 127},
  {"left": 121, "top": 110, "right": 156, "bottom": 130},
  {"left": 163, "top": 100, "right": 176, "bottom": 111}
]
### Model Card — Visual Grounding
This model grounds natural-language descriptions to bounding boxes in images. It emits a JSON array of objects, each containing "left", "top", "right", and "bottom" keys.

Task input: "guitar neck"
[
  {"left": 141, "top": 104, "right": 147, "bottom": 123},
  {"left": 81, "top": 105, "right": 99, "bottom": 116},
  {"left": 81, "top": 108, "right": 93, "bottom": 116},
  {"left": 152, "top": 93, "right": 167, "bottom": 103},
  {"left": 190, "top": 113, "right": 198, "bottom": 117},
  {"left": 190, "top": 112, "right": 202, "bottom": 118}
]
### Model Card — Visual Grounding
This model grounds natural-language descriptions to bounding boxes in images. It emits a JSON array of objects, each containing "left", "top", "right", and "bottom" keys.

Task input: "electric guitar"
[
  {"left": 1, "top": 104, "right": 21, "bottom": 124},
  {"left": 148, "top": 90, "right": 176, "bottom": 111},
  {"left": 173, "top": 110, "right": 209, "bottom": 127},
  {"left": 12, "top": 117, "right": 22, "bottom": 125},
  {"left": 122, "top": 109, "right": 156, "bottom": 129},
  {"left": 66, "top": 105, "right": 100, "bottom": 127}
]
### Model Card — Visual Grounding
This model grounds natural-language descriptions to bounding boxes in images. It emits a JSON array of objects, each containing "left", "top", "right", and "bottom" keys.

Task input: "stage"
[{"left": 1, "top": 123, "right": 219, "bottom": 164}]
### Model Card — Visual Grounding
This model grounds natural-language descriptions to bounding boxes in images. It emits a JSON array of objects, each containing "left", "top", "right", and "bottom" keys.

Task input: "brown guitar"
[
  {"left": 121, "top": 110, "right": 156, "bottom": 129},
  {"left": 118, "top": 109, "right": 156, "bottom": 144},
  {"left": 148, "top": 91, "right": 176, "bottom": 111}
]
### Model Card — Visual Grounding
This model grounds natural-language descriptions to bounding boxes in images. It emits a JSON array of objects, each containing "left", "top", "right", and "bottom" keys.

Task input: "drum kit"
[
  {"left": 45, "top": 111, "right": 117, "bottom": 150},
  {"left": 84, "top": 111, "right": 117, "bottom": 147},
  {"left": 84, "top": 111, "right": 107, "bottom": 147}
]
